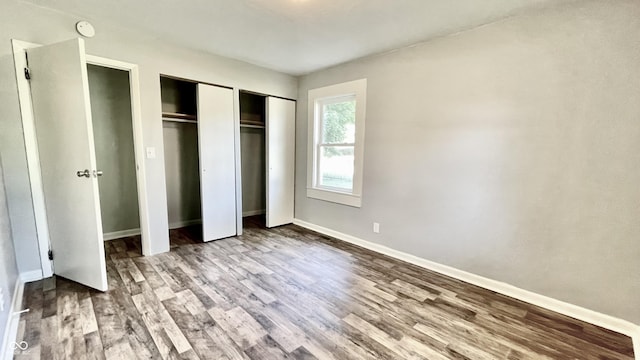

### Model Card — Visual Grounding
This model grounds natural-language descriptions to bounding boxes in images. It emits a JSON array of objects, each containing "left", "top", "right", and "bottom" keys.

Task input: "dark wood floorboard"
[{"left": 13, "top": 216, "right": 635, "bottom": 359}]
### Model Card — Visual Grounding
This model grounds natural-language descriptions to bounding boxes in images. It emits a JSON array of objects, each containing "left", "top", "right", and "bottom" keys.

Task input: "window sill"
[{"left": 306, "top": 187, "right": 361, "bottom": 208}]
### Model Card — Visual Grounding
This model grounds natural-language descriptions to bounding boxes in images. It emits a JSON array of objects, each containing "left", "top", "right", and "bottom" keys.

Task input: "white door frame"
[
  {"left": 11, "top": 39, "right": 151, "bottom": 278},
  {"left": 233, "top": 88, "right": 243, "bottom": 236}
]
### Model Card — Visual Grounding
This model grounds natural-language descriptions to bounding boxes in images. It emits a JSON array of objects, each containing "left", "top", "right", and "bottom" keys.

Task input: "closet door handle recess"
[{"left": 94, "top": 170, "right": 103, "bottom": 177}]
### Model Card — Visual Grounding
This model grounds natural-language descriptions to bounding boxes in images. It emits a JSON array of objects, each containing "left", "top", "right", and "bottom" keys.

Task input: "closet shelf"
[
  {"left": 163, "top": 118, "right": 197, "bottom": 124},
  {"left": 162, "top": 112, "right": 197, "bottom": 121},
  {"left": 240, "top": 119, "right": 265, "bottom": 127},
  {"left": 240, "top": 123, "right": 265, "bottom": 129}
]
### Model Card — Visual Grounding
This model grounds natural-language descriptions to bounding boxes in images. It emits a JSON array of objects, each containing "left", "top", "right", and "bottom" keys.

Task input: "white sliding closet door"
[
  {"left": 197, "top": 84, "right": 237, "bottom": 241},
  {"left": 27, "top": 38, "right": 108, "bottom": 291},
  {"left": 266, "top": 97, "right": 296, "bottom": 227}
]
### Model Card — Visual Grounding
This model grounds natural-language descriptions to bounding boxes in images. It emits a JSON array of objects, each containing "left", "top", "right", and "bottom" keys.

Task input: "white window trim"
[{"left": 307, "top": 79, "right": 366, "bottom": 207}]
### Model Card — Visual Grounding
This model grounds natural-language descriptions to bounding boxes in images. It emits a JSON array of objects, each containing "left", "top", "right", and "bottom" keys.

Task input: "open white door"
[
  {"left": 197, "top": 84, "right": 237, "bottom": 241},
  {"left": 27, "top": 38, "right": 108, "bottom": 291},
  {"left": 266, "top": 97, "right": 296, "bottom": 227}
]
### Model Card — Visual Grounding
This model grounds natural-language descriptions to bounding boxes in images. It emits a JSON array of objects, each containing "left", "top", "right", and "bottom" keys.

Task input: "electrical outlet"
[
  {"left": 373, "top": 222, "right": 380, "bottom": 233},
  {"left": 0, "top": 287, "right": 4, "bottom": 312}
]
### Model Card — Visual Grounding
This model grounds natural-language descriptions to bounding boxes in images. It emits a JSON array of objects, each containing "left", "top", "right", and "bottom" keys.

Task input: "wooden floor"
[{"left": 14, "top": 217, "right": 634, "bottom": 359}]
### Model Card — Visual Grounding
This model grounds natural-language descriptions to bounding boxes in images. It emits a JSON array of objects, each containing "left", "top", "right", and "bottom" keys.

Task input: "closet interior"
[
  {"left": 87, "top": 64, "right": 141, "bottom": 241},
  {"left": 160, "top": 76, "right": 202, "bottom": 236},
  {"left": 160, "top": 76, "right": 237, "bottom": 243},
  {"left": 239, "top": 92, "right": 296, "bottom": 230},
  {"left": 160, "top": 76, "right": 293, "bottom": 241},
  {"left": 239, "top": 91, "right": 267, "bottom": 225}
]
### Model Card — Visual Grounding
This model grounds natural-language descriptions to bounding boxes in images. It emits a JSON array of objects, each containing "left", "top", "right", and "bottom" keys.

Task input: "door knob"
[
  {"left": 76, "top": 169, "right": 90, "bottom": 178},
  {"left": 94, "top": 170, "right": 103, "bottom": 177}
]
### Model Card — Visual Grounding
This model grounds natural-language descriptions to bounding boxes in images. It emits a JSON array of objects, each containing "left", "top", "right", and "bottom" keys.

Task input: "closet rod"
[
  {"left": 162, "top": 118, "right": 197, "bottom": 124},
  {"left": 240, "top": 124, "right": 265, "bottom": 129}
]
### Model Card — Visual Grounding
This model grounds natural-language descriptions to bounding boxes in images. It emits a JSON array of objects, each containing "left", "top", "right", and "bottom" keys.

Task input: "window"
[{"left": 307, "top": 79, "right": 366, "bottom": 207}]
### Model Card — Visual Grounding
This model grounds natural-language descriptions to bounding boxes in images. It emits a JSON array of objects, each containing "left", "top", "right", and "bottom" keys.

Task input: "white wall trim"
[
  {"left": 243, "top": 209, "right": 265, "bottom": 217},
  {"left": 103, "top": 228, "right": 141, "bottom": 241},
  {"left": 306, "top": 188, "right": 362, "bottom": 208},
  {"left": 293, "top": 218, "right": 640, "bottom": 353},
  {"left": 169, "top": 219, "right": 201, "bottom": 230},
  {"left": 233, "top": 88, "right": 244, "bottom": 237},
  {"left": 18, "top": 271, "right": 43, "bottom": 284},
  {"left": 1, "top": 278, "right": 24, "bottom": 360},
  {"left": 11, "top": 39, "right": 53, "bottom": 278}
]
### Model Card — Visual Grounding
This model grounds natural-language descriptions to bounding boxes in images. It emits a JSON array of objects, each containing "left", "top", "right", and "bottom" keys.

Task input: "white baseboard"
[
  {"left": 19, "top": 270, "right": 42, "bottom": 283},
  {"left": 293, "top": 218, "right": 640, "bottom": 356},
  {"left": 243, "top": 210, "right": 265, "bottom": 217},
  {"left": 169, "top": 219, "right": 201, "bottom": 230},
  {"left": 103, "top": 228, "right": 141, "bottom": 241},
  {"left": 1, "top": 277, "right": 24, "bottom": 360}
]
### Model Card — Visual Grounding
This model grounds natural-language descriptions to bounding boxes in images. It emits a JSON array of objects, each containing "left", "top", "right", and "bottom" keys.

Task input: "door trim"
[
  {"left": 12, "top": 39, "right": 51, "bottom": 278},
  {"left": 233, "top": 88, "right": 243, "bottom": 236},
  {"left": 11, "top": 39, "right": 151, "bottom": 279}
]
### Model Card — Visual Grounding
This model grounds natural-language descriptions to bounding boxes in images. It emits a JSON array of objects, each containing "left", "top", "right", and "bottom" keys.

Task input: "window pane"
[
  {"left": 321, "top": 98, "right": 356, "bottom": 144},
  {"left": 319, "top": 146, "right": 354, "bottom": 191}
]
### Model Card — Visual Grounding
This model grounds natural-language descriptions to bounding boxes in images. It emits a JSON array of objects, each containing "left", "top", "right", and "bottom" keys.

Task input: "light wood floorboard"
[{"left": 14, "top": 217, "right": 635, "bottom": 359}]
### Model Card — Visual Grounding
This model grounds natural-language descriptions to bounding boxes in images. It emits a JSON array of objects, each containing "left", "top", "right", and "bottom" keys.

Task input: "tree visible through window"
[
  {"left": 318, "top": 96, "right": 356, "bottom": 191},
  {"left": 307, "top": 78, "right": 366, "bottom": 207}
]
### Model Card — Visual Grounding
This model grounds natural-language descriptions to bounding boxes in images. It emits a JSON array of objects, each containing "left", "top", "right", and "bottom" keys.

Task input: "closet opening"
[
  {"left": 87, "top": 64, "right": 144, "bottom": 245},
  {"left": 239, "top": 91, "right": 267, "bottom": 229},
  {"left": 160, "top": 76, "right": 204, "bottom": 243}
]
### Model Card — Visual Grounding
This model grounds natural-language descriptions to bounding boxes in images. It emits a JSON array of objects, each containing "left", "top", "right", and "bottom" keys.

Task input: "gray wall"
[
  {"left": 88, "top": 65, "right": 140, "bottom": 234},
  {"left": 0, "top": 158, "right": 19, "bottom": 350},
  {"left": 0, "top": 0, "right": 297, "bottom": 273},
  {"left": 241, "top": 128, "right": 266, "bottom": 215},
  {"left": 162, "top": 122, "right": 201, "bottom": 227},
  {"left": 295, "top": 0, "right": 640, "bottom": 324}
]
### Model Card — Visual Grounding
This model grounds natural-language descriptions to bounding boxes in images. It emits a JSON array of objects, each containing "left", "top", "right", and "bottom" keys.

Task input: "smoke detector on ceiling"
[{"left": 76, "top": 21, "right": 95, "bottom": 38}]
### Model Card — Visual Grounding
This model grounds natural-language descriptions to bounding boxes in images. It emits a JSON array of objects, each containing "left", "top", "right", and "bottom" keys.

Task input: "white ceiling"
[{"left": 25, "top": 0, "right": 555, "bottom": 75}]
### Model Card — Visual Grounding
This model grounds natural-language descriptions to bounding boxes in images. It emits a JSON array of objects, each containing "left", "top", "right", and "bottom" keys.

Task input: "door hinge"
[
  {"left": 24, "top": 67, "right": 31, "bottom": 80},
  {"left": 48, "top": 249, "right": 53, "bottom": 261}
]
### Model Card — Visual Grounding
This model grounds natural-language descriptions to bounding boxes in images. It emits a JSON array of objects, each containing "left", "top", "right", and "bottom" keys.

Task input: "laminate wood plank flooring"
[{"left": 13, "top": 217, "right": 635, "bottom": 359}]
